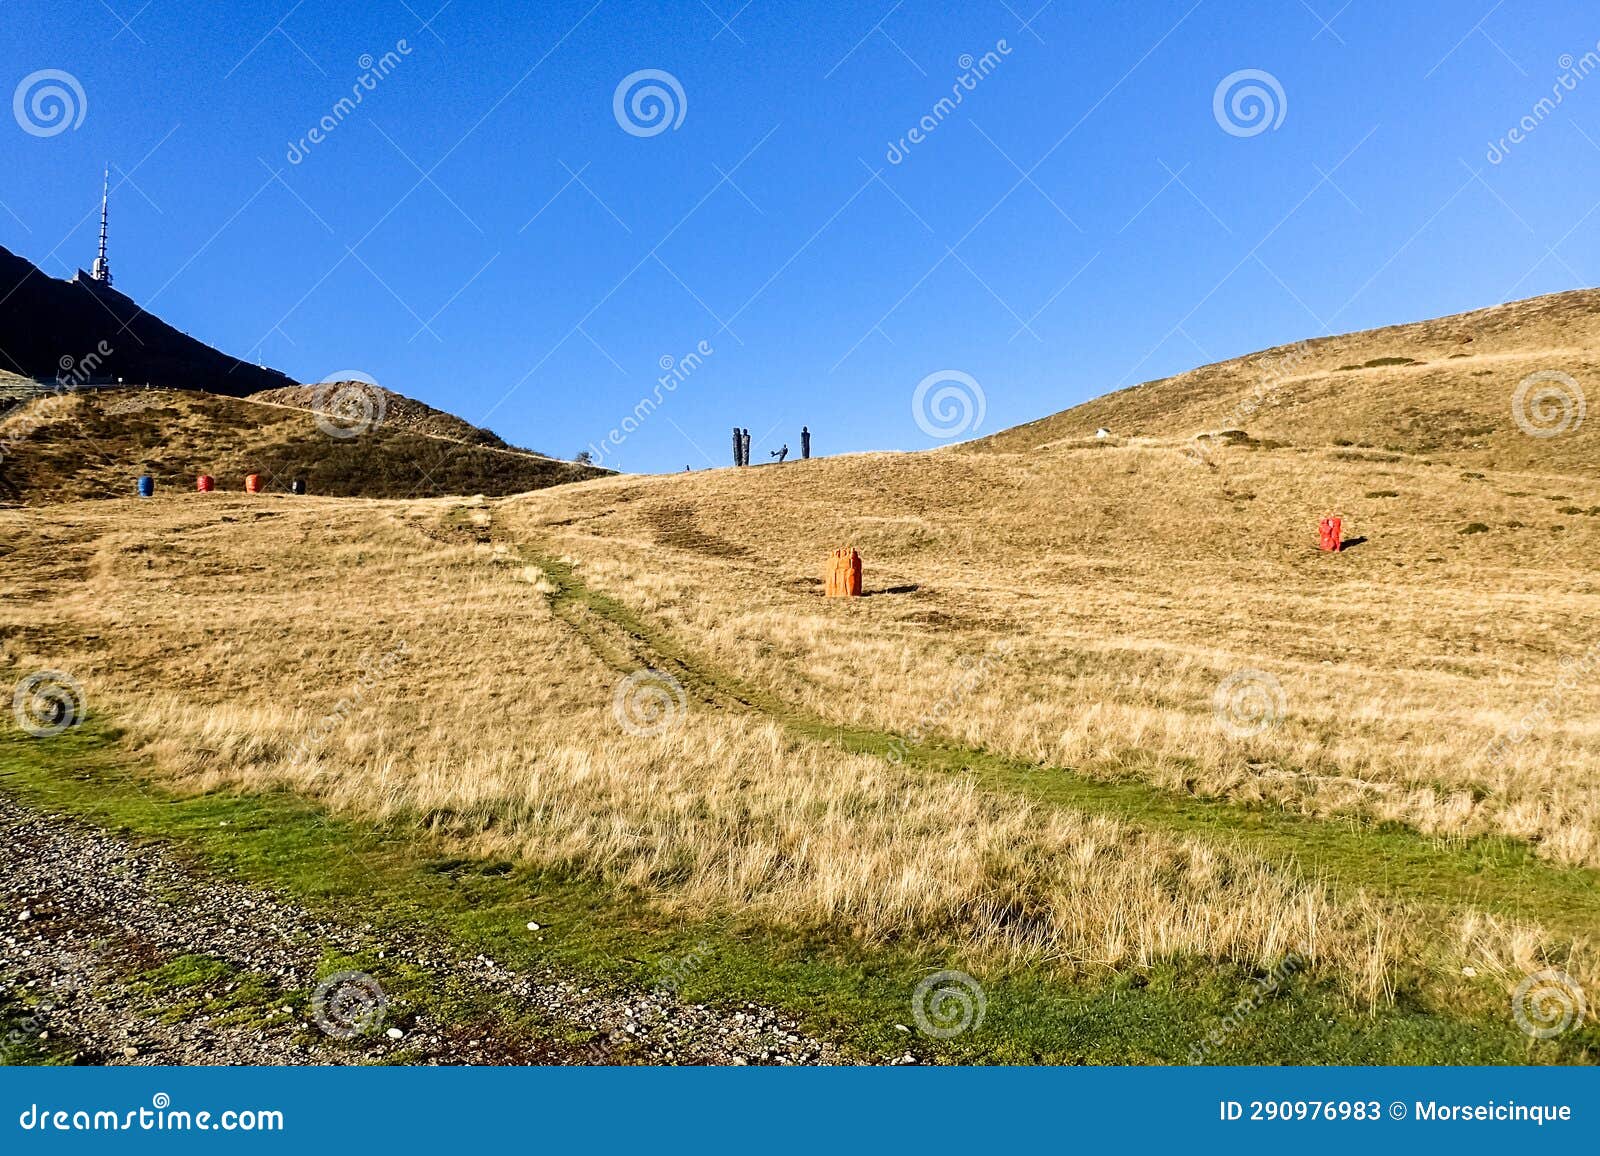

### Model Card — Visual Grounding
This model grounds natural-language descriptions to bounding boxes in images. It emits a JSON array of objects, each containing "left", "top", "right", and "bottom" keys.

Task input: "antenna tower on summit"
[{"left": 91, "top": 165, "right": 112, "bottom": 286}]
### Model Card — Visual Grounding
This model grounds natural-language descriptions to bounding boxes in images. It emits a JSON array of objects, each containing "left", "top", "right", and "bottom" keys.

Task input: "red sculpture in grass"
[{"left": 1318, "top": 515, "right": 1343, "bottom": 552}]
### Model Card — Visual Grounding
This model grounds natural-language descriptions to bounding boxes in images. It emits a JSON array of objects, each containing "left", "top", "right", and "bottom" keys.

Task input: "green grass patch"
[
  {"left": 2, "top": 721, "right": 1592, "bottom": 1064},
  {"left": 127, "top": 953, "right": 293, "bottom": 1030}
]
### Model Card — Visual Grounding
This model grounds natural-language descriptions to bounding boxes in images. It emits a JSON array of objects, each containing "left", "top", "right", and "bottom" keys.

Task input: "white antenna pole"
[{"left": 92, "top": 165, "right": 112, "bottom": 286}]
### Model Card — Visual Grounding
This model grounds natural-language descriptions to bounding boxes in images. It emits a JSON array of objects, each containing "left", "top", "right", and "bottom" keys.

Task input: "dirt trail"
[{"left": 0, "top": 793, "right": 857, "bottom": 1066}]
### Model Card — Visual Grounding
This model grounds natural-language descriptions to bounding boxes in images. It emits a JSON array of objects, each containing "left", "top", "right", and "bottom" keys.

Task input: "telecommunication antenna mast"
[{"left": 91, "top": 165, "right": 112, "bottom": 286}]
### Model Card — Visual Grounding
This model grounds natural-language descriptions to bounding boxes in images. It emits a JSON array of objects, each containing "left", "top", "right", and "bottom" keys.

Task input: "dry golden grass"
[
  {"left": 0, "top": 388, "right": 602, "bottom": 503},
  {"left": 0, "top": 493, "right": 1587, "bottom": 1011},
  {"left": 509, "top": 438, "right": 1600, "bottom": 869},
  {"left": 981, "top": 289, "right": 1600, "bottom": 474},
  {"left": 496, "top": 292, "right": 1600, "bottom": 869},
  {"left": 3, "top": 290, "right": 1598, "bottom": 1023}
]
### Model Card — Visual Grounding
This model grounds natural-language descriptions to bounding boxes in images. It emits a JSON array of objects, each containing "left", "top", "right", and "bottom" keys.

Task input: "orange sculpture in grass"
[{"left": 826, "top": 548, "right": 862, "bottom": 598}]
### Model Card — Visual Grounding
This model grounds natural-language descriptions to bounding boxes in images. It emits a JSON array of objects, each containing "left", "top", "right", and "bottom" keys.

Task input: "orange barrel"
[
  {"left": 245, "top": 473, "right": 262, "bottom": 494},
  {"left": 196, "top": 475, "right": 214, "bottom": 492}
]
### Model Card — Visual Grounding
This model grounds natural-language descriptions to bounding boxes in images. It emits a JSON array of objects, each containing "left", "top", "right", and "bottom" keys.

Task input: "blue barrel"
[{"left": 136, "top": 475, "right": 154, "bottom": 498}]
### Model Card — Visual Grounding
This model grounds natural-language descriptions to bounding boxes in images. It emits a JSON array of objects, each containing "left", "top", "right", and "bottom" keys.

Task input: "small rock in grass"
[
  {"left": 526, "top": 922, "right": 541, "bottom": 931},
  {"left": 385, "top": 1027, "right": 404, "bottom": 1041}
]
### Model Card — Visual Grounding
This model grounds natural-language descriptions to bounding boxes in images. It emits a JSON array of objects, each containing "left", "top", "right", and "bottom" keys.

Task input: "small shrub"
[{"left": 1459, "top": 523, "right": 1490, "bottom": 535}]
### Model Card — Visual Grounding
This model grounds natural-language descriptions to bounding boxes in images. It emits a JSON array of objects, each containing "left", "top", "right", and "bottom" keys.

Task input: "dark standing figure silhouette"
[
  {"left": 732, "top": 427, "right": 743, "bottom": 467},
  {"left": 741, "top": 429, "right": 751, "bottom": 467},
  {"left": 801, "top": 426, "right": 810, "bottom": 459},
  {"left": 771, "top": 444, "right": 788, "bottom": 463}
]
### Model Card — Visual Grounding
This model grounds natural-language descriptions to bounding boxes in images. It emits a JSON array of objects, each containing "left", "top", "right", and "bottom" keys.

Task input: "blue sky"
[{"left": 3, "top": 0, "right": 1597, "bottom": 470}]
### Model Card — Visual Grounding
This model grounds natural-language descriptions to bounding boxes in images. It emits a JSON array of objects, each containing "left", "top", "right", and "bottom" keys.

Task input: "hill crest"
[{"left": 973, "top": 288, "right": 1600, "bottom": 474}]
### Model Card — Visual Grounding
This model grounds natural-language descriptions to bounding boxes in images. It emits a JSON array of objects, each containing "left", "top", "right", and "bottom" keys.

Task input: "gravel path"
[{"left": 0, "top": 793, "right": 867, "bottom": 1066}]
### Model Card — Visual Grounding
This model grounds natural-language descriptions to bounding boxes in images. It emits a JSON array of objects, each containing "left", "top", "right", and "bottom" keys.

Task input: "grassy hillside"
[
  {"left": 1, "top": 290, "right": 1595, "bottom": 1063},
  {"left": 2, "top": 492, "right": 1594, "bottom": 1063},
  {"left": 250, "top": 385, "right": 517, "bottom": 448},
  {"left": 0, "top": 387, "right": 604, "bottom": 503},
  {"left": 975, "top": 289, "right": 1600, "bottom": 474}
]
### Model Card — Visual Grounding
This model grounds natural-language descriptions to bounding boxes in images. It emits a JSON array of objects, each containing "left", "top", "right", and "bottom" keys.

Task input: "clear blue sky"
[{"left": 4, "top": 0, "right": 1597, "bottom": 470}]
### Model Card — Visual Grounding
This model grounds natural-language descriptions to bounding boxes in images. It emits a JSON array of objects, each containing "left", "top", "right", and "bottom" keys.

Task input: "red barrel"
[
  {"left": 245, "top": 473, "right": 262, "bottom": 494},
  {"left": 197, "top": 475, "right": 214, "bottom": 492}
]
